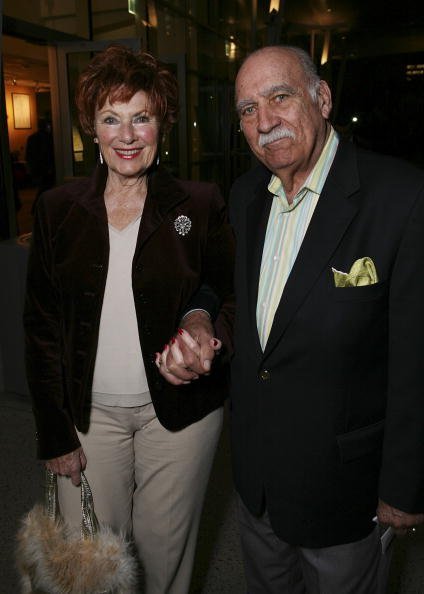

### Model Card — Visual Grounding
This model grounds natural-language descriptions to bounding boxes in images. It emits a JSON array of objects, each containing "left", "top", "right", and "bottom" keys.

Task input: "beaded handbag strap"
[{"left": 45, "top": 468, "right": 99, "bottom": 540}]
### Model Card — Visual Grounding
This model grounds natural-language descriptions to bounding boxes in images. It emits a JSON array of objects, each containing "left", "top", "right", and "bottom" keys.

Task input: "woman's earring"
[
  {"left": 94, "top": 137, "right": 104, "bottom": 164},
  {"left": 156, "top": 154, "right": 160, "bottom": 166}
]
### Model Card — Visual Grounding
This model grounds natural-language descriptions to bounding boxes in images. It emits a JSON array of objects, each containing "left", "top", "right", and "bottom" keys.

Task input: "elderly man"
[{"left": 158, "top": 45, "right": 424, "bottom": 593}]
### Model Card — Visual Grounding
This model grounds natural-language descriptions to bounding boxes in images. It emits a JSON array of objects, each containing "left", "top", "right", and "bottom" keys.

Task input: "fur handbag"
[{"left": 16, "top": 469, "right": 138, "bottom": 594}]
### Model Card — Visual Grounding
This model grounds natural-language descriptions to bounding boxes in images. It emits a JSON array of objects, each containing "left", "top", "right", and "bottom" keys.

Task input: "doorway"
[
  {"left": 1, "top": 36, "right": 141, "bottom": 236},
  {"left": 2, "top": 35, "right": 52, "bottom": 235}
]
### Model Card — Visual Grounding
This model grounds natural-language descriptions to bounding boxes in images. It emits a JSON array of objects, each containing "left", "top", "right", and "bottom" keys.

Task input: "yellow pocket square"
[{"left": 332, "top": 257, "right": 378, "bottom": 287}]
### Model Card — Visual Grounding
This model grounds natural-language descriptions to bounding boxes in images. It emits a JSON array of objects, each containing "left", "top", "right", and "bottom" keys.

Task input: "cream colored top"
[{"left": 92, "top": 216, "right": 151, "bottom": 406}]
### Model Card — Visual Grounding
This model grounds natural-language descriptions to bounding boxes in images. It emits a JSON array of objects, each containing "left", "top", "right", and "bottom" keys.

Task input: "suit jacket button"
[{"left": 259, "top": 369, "right": 270, "bottom": 381}]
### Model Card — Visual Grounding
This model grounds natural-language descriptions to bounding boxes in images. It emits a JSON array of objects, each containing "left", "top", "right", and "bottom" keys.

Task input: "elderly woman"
[{"left": 24, "top": 45, "right": 234, "bottom": 593}]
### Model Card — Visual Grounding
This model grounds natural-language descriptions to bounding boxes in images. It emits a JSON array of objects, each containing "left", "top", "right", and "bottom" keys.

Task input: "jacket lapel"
[
  {"left": 245, "top": 170, "right": 273, "bottom": 356},
  {"left": 134, "top": 166, "right": 188, "bottom": 259},
  {"left": 263, "top": 140, "right": 361, "bottom": 358},
  {"left": 72, "top": 164, "right": 109, "bottom": 222},
  {"left": 69, "top": 164, "right": 188, "bottom": 259}
]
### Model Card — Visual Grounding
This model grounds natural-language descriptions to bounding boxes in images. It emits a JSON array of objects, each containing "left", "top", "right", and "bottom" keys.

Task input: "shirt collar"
[{"left": 267, "top": 127, "right": 339, "bottom": 212}]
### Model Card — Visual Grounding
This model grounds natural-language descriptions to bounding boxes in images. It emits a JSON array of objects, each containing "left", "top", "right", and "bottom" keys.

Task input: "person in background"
[
  {"left": 24, "top": 45, "right": 234, "bottom": 594},
  {"left": 25, "top": 116, "right": 55, "bottom": 208},
  {"left": 159, "top": 45, "right": 424, "bottom": 593}
]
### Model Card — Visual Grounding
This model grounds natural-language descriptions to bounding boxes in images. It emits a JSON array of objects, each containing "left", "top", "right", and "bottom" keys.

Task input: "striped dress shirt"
[{"left": 257, "top": 128, "right": 339, "bottom": 349}]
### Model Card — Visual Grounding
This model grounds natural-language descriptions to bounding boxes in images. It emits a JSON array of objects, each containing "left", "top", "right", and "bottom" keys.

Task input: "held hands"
[
  {"left": 156, "top": 310, "right": 222, "bottom": 386},
  {"left": 46, "top": 447, "right": 87, "bottom": 486},
  {"left": 377, "top": 499, "right": 424, "bottom": 536}
]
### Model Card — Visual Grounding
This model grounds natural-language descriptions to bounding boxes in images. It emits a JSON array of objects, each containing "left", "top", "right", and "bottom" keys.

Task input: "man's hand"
[
  {"left": 46, "top": 447, "right": 87, "bottom": 486},
  {"left": 377, "top": 499, "right": 424, "bottom": 535},
  {"left": 156, "top": 310, "right": 222, "bottom": 385}
]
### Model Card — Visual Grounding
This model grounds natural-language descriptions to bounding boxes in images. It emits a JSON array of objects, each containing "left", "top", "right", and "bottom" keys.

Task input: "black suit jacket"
[
  {"left": 24, "top": 165, "right": 235, "bottom": 459},
  {"left": 229, "top": 139, "right": 424, "bottom": 547}
]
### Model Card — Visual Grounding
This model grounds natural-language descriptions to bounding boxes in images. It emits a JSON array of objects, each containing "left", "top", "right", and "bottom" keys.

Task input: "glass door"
[{"left": 50, "top": 40, "right": 140, "bottom": 185}]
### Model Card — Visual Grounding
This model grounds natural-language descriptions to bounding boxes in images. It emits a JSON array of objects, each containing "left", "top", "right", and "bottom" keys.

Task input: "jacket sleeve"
[
  {"left": 23, "top": 196, "right": 80, "bottom": 459},
  {"left": 182, "top": 284, "right": 221, "bottom": 321},
  {"left": 196, "top": 184, "right": 235, "bottom": 362},
  {"left": 379, "top": 184, "right": 424, "bottom": 513}
]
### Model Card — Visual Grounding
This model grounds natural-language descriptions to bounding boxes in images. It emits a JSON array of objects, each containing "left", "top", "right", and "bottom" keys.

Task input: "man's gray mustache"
[{"left": 259, "top": 128, "right": 295, "bottom": 147}]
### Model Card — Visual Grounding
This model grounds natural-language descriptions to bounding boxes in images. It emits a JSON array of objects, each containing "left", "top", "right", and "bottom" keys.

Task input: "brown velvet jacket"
[{"left": 24, "top": 164, "right": 235, "bottom": 459}]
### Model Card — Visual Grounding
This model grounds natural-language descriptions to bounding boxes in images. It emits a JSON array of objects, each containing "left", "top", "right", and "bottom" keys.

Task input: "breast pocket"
[{"left": 332, "top": 280, "right": 388, "bottom": 302}]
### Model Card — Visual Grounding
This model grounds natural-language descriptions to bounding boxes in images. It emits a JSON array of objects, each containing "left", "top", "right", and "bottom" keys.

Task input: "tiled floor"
[{"left": 1, "top": 391, "right": 423, "bottom": 593}]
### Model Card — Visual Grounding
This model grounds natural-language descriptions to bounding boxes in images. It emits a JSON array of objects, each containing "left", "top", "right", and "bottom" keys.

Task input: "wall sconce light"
[
  {"left": 12, "top": 93, "right": 31, "bottom": 129},
  {"left": 269, "top": 0, "right": 280, "bottom": 13},
  {"left": 128, "top": 0, "right": 136, "bottom": 15}
]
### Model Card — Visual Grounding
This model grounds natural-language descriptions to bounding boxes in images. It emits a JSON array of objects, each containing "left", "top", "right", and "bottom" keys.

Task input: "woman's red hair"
[{"left": 75, "top": 45, "right": 178, "bottom": 136}]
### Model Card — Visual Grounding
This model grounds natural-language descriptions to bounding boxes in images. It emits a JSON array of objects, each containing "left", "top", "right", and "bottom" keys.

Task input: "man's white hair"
[{"left": 240, "top": 45, "right": 321, "bottom": 103}]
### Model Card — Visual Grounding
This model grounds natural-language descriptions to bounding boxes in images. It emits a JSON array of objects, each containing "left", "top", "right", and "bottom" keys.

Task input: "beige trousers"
[{"left": 57, "top": 402, "right": 223, "bottom": 594}]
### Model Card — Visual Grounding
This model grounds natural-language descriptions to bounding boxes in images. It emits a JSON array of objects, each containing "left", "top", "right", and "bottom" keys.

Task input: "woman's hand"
[
  {"left": 156, "top": 311, "right": 222, "bottom": 385},
  {"left": 46, "top": 447, "right": 87, "bottom": 486}
]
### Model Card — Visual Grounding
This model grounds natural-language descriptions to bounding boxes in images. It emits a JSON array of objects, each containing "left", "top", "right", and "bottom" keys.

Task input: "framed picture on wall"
[{"left": 12, "top": 93, "right": 31, "bottom": 129}]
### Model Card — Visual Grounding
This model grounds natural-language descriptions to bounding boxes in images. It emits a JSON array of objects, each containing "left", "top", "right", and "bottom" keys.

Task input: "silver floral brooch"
[{"left": 174, "top": 215, "right": 192, "bottom": 236}]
